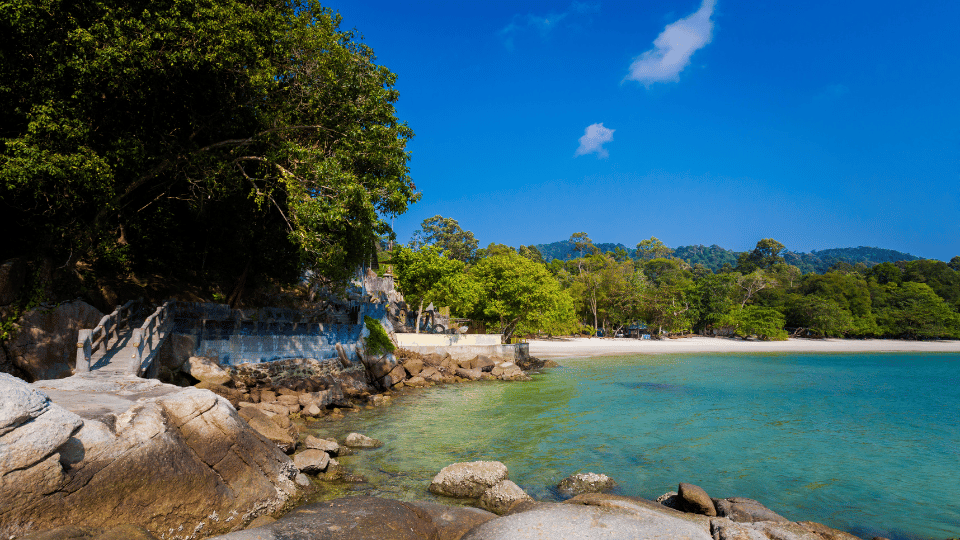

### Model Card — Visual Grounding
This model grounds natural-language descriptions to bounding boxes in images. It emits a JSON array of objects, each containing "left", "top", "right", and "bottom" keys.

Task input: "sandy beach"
[{"left": 528, "top": 335, "right": 960, "bottom": 358}]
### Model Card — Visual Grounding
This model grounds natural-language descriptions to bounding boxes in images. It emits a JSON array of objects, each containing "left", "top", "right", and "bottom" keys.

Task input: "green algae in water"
[{"left": 304, "top": 353, "right": 960, "bottom": 540}]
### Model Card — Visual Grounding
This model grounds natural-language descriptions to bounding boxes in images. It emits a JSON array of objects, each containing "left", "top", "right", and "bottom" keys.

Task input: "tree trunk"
[{"left": 415, "top": 299, "right": 424, "bottom": 334}]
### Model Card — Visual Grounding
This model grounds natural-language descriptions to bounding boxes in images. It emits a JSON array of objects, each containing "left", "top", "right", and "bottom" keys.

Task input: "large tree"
[
  {"left": 0, "top": 0, "right": 417, "bottom": 302},
  {"left": 409, "top": 215, "right": 478, "bottom": 263},
  {"left": 390, "top": 246, "right": 476, "bottom": 333}
]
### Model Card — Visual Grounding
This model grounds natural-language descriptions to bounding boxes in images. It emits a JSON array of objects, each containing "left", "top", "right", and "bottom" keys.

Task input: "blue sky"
[{"left": 329, "top": 1, "right": 960, "bottom": 261}]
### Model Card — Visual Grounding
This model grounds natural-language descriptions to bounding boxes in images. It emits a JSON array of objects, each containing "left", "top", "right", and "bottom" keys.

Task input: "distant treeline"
[{"left": 535, "top": 241, "right": 921, "bottom": 275}]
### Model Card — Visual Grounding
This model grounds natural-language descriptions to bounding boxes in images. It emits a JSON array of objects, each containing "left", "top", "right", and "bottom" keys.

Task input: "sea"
[{"left": 305, "top": 352, "right": 960, "bottom": 540}]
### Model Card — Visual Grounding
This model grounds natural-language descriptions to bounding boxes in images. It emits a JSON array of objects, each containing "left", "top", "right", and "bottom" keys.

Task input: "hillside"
[{"left": 534, "top": 240, "right": 921, "bottom": 274}]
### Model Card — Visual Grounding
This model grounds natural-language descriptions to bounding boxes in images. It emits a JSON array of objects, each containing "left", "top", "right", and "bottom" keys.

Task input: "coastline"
[{"left": 528, "top": 335, "right": 960, "bottom": 359}]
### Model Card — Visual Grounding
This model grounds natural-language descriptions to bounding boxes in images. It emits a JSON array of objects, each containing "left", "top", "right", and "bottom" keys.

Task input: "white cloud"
[
  {"left": 575, "top": 123, "right": 615, "bottom": 158},
  {"left": 625, "top": 0, "right": 716, "bottom": 86},
  {"left": 500, "top": 2, "right": 600, "bottom": 49}
]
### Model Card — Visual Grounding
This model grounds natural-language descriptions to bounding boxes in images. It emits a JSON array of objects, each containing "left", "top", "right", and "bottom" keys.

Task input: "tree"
[
  {"left": 950, "top": 256, "right": 960, "bottom": 272},
  {"left": 518, "top": 245, "right": 544, "bottom": 264},
  {"left": 737, "top": 239, "right": 786, "bottom": 273},
  {"left": 786, "top": 295, "right": 856, "bottom": 337},
  {"left": 636, "top": 237, "right": 672, "bottom": 261},
  {"left": 720, "top": 305, "right": 787, "bottom": 341},
  {"left": 1, "top": 0, "right": 418, "bottom": 301},
  {"left": 468, "top": 251, "right": 576, "bottom": 342},
  {"left": 872, "top": 282, "right": 960, "bottom": 339},
  {"left": 569, "top": 232, "right": 593, "bottom": 275},
  {"left": 409, "top": 215, "right": 478, "bottom": 263},
  {"left": 390, "top": 246, "right": 475, "bottom": 333}
]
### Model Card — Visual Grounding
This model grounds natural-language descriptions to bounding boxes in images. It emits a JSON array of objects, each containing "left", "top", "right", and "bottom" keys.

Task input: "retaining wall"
[{"left": 394, "top": 333, "right": 518, "bottom": 361}]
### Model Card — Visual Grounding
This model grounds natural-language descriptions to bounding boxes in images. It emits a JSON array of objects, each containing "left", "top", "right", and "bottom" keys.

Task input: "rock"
[
  {"left": 293, "top": 449, "right": 330, "bottom": 474},
  {"left": 245, "top": 514, "right": 277, "bottom": 529},
  {"left": 455, "top": 367, "right": 482, "bottom": 381},
  {"left": 406, "top": 376, "right": 427, "bottom": 387},
  {"left": 473, "top": 355, "right": 495, "bottom": 372},
  {"left": 260, "top": 390, "right": 277, "bottom": 403},
  {"left": 2, "top": 376, "right": 298, "bottom": 538},
  {"left": 277, "top": 394, "right": 300, "bottom": 409},
  {"left": 344, "top": 432, "right": 382, "bottom": 448},
  {"left": 557, "top": 472, "right": 618, "bottom": 497},
  {"left": 194, "top": 382, "right": 242, "bottom": 408},
  {"left": 95, "top": 524, "right": 159, "bottom": 540},
  {"left": 305, "top": 403, "right": 322, "bottom": 416},
  {"left": 656, "top": 491, "right": 681, "bottom": 510},
  {"left": 237, "top": 405, "right": 297, "bottom": 453},
  {"left": 385, "top": 364, "right": 407, "bottom": 386},
  {"left": 479, "top": 480, "right": 531, "bottom": 515},
  {"left": 428, "top": 461, "right": 509, "bottom": 499},
  {"left": 182, "top": 356, "right": 233, "bottom": 385},
  {"left": 709, "top": 517, "right": 771, "bottom": 540},
  {"left": 6, "top": 300, "right": 103, "bottom": 380},
  {"left": 19, "top": 525, "right": 102, "bottom": 539},
  {"left": 678, "top": 482, "right": 717, "bottom": 516},
  {"left": 403, "top": 358, "right": 425, "bottom": 376},
  {"left": 404, "top": 500, "right": 498, "bottom": 540},
  {"left": 304, "top": 435, "right": 340, "bottom": 456},
  {"left": 461, "top": 499, "right": 712, "bottom": 540},
  {"left": 711, "top": 518, "right": 831, "bottom": 540},
  {"left": 420, "top": 366, "right": 443, "bottom": 382},
  {"left": 795, "top": 521, "right": 864, "bottom": 540},
  {"left": 295, "top": 473, "right": 311, "bottom": 487},
  {"left": 713, "top": 497, "right": 788, "bottom": 523},
  {"left": 206, "top": 496, "right": 441, "bottom": 540},
  {"left": 364, "top": 353, "right": 398, "bottom": 381},
  {"left": 0, "top": 258, "right": 26, "bottom": 306}
]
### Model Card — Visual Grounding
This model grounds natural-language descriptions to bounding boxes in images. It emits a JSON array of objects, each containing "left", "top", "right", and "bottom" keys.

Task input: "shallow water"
[{"left": 306, "top": 352, "right": 960, "bottom": 540}]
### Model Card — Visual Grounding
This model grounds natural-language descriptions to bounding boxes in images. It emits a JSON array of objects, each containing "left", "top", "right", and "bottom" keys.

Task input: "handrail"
[
  {"left": 130, "top": 299, "right": 175, "bottom": 375},
  {"left": 76, "top": 298, "right": 140, "bottom": 372}
]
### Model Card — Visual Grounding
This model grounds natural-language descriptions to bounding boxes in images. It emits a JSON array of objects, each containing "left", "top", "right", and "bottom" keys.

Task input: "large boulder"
[
  {"left": 713, "top": 497, "right": 788, "bottom": 523},
  {"left": 5, "top": 301, "right": 103, "bottom": 381},
  {"left": 557, "top": 472, "right": 619, "bottom": 497},
  {"left": 709, "top": 517, "right": 856, "bottom": 540},
  {"left": 293, "top": 449, "right": 330, "bottom": 474},
  {"left": 2, "top": 374, "right": 298, "bottom": 538},
  {"left": 404, "top": 501, "right": 498, "bottom": 540},
  {"left": 237, "top": 405, "right": 297, "bottom": 453},
  {"left": 461, "top": 499, "right": 712, "bottom": 540},
  {"left": 304, "top": 435, "right": 340, "bottom": 456},
  {"left": 678, "top": 482, "right": 717, "bottom": 516},
  {"left": 429, "top": 461, "right": 509, "bottom": 499},
  {"left": 206, "top": 497, "right": 442, "bottom": 540},
  {"left": 344, "top": 432, "right": 382, "bottom": 448}
]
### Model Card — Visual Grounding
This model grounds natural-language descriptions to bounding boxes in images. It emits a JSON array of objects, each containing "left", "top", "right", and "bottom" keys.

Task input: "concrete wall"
[{"left": 394, "top": 333, "right": 516, "bottom": 361}]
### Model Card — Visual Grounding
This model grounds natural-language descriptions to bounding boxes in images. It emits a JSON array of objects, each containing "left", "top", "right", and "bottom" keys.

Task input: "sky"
[{"left": 328, "top": 1, "right": 960, "bottom": 261}]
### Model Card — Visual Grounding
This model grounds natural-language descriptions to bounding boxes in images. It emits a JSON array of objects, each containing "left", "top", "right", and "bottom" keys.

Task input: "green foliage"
[
  {"left": 737, "top": 239, "right": 786, "bottom": 273},
  {"left": 720, "top": 305, "right": 787, "bottom": 341},
  {"left": 672, "top": 244, "right": 739, "bottom": 273},
  {"left": 871, "top": 282, "right": 960, "bottom": 339},
  {"left": 364, "top": 316, "right": 395, "bottom": 356},
  {"left": 1, "top": 0, "right": 417, "bottom": 293},
  {"left": 785, "top": 295, "right": 856, "bottom": 337},
  {"left": 409, "top": 215, "right": 478, "bottom": 263},
  {"left": 635, "top": 236, "right": 673, "bottom": 261},
  {"left": 468, "top": 250, "right": 576, "bottom": 341}
]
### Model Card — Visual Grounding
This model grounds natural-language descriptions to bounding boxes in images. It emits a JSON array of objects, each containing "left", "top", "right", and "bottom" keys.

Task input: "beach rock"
[
  {"left": 385, "top": 364, "right": 407, "bottom": 386},
  {"left": 406, "top": 376, "right": 427, "bottom": 387},
  {"left": 237, "top": 404, "right": 297, "bottom": 453},
  {"left": 293, "top": 449, "right": 330, "bottom": 474},
  {"left": 205, "top": 496, "right": 441, "bottom": 540},
  {"left": 420, "top": 366, "right": 443, "bottom": 382},
  {"left": 304, "top": 435, "right": 340, "bottom": 455},
  {"left": 260, "top": 390, "right": 277, "bottom": 403},
  {"left": 304, "top": 403, "right": 322, "bottom": 416},
  {"left": 479, "top": 480, "right": 531, "bottom": 515},
  {"left": 2, "top": 376, "right": 297, "bottom": 538},
  {"left": 713, "top": 497, "right": 788, "bottom": 523},
  {"left": 557, "top": 472, "right": 618, "bottom": 497},
  {"left": 277, "top": 394, "right": 300, "bottom": 408},
  {"left": 656, "top": 490, "right": 682, "bottom": 509},
  {"left": 182, "top": 356, "right": 232, "bottom": 385},
  {"left": 474, "top": 355, "right": 495, "bottom": 372},
  {"left": 711, "top": 517, "right": 836, "bottom": 540},
  {"left": 344, "top": 432, "right": 382, "bottom": 448},
  {"left": 461, "top": 500, "right": 712, "bottom": 540},
  {"left": 678, "top": 482, "right": 717, "bottom": 516},
  {"left": 5, "top": 300, "right": 103, "bottom": 380},
  {"left": 194, "top": 381, "right": 242, "bottom": 407},
  {"left": 455, "top": 367, "right": 483, "bottom": 381},
  {"left": 18, "top": 524, "right": 159, "bottom": 540},
  {"left": 404, "top": 501, "right": 497, "bottom": 540},
  {"left": 429, "top": 461, "right": 509, "bottom": 499},
  {"left": 796, "top": 521, "right": 864, "bottom": 540},
  {"left": 403, "top": 358, "right": 425, "bottom": 376}
]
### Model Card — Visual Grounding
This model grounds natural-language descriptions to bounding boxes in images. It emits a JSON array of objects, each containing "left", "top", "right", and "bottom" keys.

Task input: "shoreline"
[{"left": 528, "top": 335, "right": 960, "bottom": 359}]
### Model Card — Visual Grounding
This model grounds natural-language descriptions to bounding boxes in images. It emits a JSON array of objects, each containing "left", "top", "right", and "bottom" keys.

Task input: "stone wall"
[{"left": 394, "top": 333, "right": 518, "bottom": 361}]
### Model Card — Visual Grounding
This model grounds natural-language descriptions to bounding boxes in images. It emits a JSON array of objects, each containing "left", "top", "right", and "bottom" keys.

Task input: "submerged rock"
[
  {"left": 344, "top": 432, "right": 382, "bottom": 448},
  {"left": 557, "top": 472, "right": 619, "bottom": 497},
  {"left": 479, "top": 480, "right": 531, "bottom": 515}
]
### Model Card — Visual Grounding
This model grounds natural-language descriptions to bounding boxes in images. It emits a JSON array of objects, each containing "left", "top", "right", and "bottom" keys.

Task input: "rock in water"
[
  {"left": 344, "top": 432, "right": 382, "bottom": 448},
  {"left": 0, "top": 374, "right": 298, "bottom": 538},
  {"left": 293, "top": 449, "right": 330, "bottom": 474},
  {"left": 404, "top": 500, "right": 498, "bottom": 540},
  {"left": 479, "top": 480, "right": 531, "bottom": 515},
  {"left": 557, "top": 473, "right": 619, "bottom": 497},
  {"left": 429, "top": 461, "right": 509, "bottom": 499},
  {"left": 678, "top": 482, "right": 717, "bottom": 516}
]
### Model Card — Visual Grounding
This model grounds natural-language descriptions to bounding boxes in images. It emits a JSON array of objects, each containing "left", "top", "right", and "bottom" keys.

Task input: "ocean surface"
[{"left": 306, "top": 352, "right": 960, "bottom": 540}]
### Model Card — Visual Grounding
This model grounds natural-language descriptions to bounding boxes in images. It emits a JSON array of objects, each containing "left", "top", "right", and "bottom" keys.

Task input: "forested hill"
[{"left": 534, "top": 241, "right": 921, "bottom": 274}]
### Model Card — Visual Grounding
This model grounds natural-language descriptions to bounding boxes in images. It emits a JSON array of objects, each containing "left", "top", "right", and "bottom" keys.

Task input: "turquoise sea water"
[{"left": 307, "top": 353, "right": 960, "bottom": 540}]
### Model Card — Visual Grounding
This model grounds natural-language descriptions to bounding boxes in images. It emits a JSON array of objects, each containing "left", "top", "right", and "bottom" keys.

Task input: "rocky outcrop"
[
  {"left": 557, "top": 472, "right": 619, "bottom": 497},
  {"left": 0, "top": 373, "right": 298, "bottom": 538},
  {"left": 404, "top": 501, "right": 498, "bottom": 540},
  {"left": 207, "top": 497, "right": 442, "bottom": 540},
  {"left": 182, "top": 356, "right": 232, "bottom": 385},
  {"left": 429, "top": 461, "right": 510, "bottom": 499},
  {"left": 4, "top": 300, "right": 103, "bottom": 381},
  {"left": 710, "top": 517, "right": 860, "bottom": 540}
]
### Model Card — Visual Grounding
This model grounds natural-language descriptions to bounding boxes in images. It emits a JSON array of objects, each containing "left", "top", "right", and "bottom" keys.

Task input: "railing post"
[
  {"left": 76, "top": 330, "right": 92, "bottom": 373},
  {"left": 130, "top": 328, "right": 144, "bottom": 375}
]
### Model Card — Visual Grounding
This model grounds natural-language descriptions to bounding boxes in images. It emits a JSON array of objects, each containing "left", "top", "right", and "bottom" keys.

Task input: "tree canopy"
[
  {"left": 1, "top": 0, "right": 417, "bottom": 303},
  {"left": 409, "top": 215, "right": 478, "bottom": 263}
]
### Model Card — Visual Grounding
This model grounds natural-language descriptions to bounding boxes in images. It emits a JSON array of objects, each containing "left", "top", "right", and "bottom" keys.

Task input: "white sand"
[{"left": 528, "top": 336, "right": 960, "bottom": 359}]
